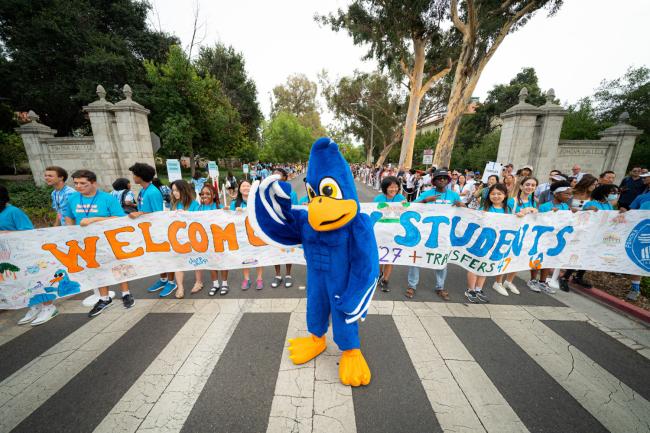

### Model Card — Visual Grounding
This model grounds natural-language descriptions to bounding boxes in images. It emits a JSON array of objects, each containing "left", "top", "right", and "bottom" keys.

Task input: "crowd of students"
[
  {"left": 361, "top": 163, "right": 650, "bottom": 303},
  {"left": 1, "top": 161, "right": 648, "bottom": 327}
]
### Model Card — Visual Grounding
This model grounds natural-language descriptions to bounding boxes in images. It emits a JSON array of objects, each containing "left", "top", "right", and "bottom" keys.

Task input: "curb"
[{"left": 570, "top": 283, "right": 650, "bottom": 325}]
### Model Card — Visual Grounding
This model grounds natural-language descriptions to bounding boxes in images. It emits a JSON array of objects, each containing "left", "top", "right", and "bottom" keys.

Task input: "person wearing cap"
[
  {"left": 534, "top": 180, "right": 574, "bottom": 294},
  {"left": 405, "top": 170, "right": 463, "bottom": 301},
  {"left": 537, "top": 171, "right": 565, "bottom": 205}
]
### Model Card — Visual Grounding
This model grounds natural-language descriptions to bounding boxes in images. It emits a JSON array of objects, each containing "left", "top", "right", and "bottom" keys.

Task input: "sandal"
[
  {"left": 271, "top": 276, "right": 282, "bottom": 288},
  {"left": 405, "top": 287, "right": 415, "bottom": 299},
  {"left": 220, "top": 285, "right": 229, "bottom": 296},
  {"left": 191, "top": 282, "right": 204, "bottom": 294},
  {"left": 208, "top": 284, "right": 219, "bottom": 296},
  {"left": 381, "top": 279, "right": 390, "bottom": 292},
  {"left": 284, "top": 275, "right": 293, "bottom": 288},
  {"left": 175, "top": 286, "right": 185, "bottom": 299}
]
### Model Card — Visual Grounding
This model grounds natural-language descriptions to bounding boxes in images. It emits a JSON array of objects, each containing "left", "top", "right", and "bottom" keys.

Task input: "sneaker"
[
  {"left": 284, "top": 276, "right": 293, "bottom": 288},
  {"left": 381, "top": 280, "right": 390, "bottom": 293},
  {"left": 626, "top": 290, "right": 640, "bottom": 301},
  {"left": 435, "top": 289, "right": 450, "bottom": 301},
  {"left": 527, "top": 280, "right": 541, "bottom": 293},
  {"left": 88, "top": 298, "right": 112, "bottom": 317},
  {"left": 475, "top": 290, "right": 490, "bottom": 303},
  {"left": 538, "top": 281, "right": 556, "bottom": 294},
  {"left": 159, "top": 281, "right": 178, "bottom": 297},
  {"left": 492, "top": 282, "right": 509, "bottom": 296},
  {"left": 147, "top": 279, "right": 167, "bottom": 293},
  {"left": 31, "top": 305, "right": 58, "bottom": 326},
  {"left": 241, "top": 279, "right": 251, "bottom": 290},
  {"left": 18, "top": 306, "right": 41, "bottom": 325},
  {"left": 122, "top": 293, "right": 135, "bottom": 309},
  {"left": 559, "top": 279, "right": 570, "bottom": 292},
  {"left": 256, "top": 279, "right": 264, "bottom": 290},
  {"left": 573, "top": 276, "right": 593, "bottom": 289},
  {"left": 503, "top": 280, "right": 520, "bottom": 295},
  {"left": 271, "top": 276, "right": 282, "bottom": 288},
  {"left": 464, "top": 290, "right": 479, "bottom": 303}
]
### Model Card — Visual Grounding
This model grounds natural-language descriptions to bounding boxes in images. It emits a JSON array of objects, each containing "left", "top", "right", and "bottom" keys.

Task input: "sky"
[{"left": 150, "top": 0, "right": 650, "bottom": 125}]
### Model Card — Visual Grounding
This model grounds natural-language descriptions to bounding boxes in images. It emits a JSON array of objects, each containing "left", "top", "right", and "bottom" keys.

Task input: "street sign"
[
  {"left": 166, "top": 159, "right": 182, "bottom": 182},
  {"left": 208, "top": 161, "right": 219, "bottom": 180},
  {"left": 422, "top": 149, "right": 433, "bottom": 165},
  {"left": 482, "top": 161, "right": 502, "bottom": 183}
]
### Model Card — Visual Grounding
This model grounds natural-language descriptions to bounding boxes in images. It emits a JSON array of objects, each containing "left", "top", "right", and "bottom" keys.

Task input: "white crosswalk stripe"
[{"left": 0, "top": 298, "right": 648, "bottom": 433}]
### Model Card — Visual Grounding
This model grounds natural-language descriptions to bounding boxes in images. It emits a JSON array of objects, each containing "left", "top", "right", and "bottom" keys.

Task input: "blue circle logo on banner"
[{"left": 625, "top": 219, "right": 650, "bottom": 273}]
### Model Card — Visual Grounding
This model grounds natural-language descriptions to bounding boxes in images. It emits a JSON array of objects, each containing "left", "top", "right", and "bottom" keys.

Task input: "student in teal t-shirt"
[
  {"left": 0, "top": 186, "right": 33, "bottom": 231},
  {"left": 230, "top": 180, "right": 265, "bottom": 290},
  {"left": 196, "top": 183, "right": 230, "bottom": 296},
  {"left": 373, "top": 176, "right": 406, "bottom": 293},
  {"left": 62, "top": 170, "right": 131, "bottom": 318},
  {"left": 499, "top": 176, "right": 540, "bottom": 296},
  {"left": 466, "top": 183, "right": 509, "bottom": 303},
  {"left": 583, "top": 184, "right": 618, "bottom": 211},
  {"left": 167, "top": 180, "right": 200, "bottom": 298},
  {"left": 45, "top": 166, "right": 76, "bottom": 227},
  {"left": 269, "top": 169, "right": 297, "bottom": 290},
  {"left": 536, "top": 180, "right": 573, "bottom": 293}
]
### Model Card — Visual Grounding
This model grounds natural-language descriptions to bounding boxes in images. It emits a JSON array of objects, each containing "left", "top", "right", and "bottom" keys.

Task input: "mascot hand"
[{"left": 256, "top": 175, "right": 293, "bottom": 224}]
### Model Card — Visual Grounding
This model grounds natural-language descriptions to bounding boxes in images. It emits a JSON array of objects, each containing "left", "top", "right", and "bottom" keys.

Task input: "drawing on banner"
[
  {"left": 482, "top": 161, "right": 502, "bottom": 183},
  {"left": 0, "top": 262, "right": 20, "bottom": 280},
  {"left": 166, "top": 159, "right": 182, "bottom": 182},
  {"left": 28, "top": 269, "right": 81, "bottom": 306},
  {"left": 625, "top": 219, "right": 650, "bottom": 272},
  {"left": 111, "top": 263, "right": 137, "bottom": 279}
]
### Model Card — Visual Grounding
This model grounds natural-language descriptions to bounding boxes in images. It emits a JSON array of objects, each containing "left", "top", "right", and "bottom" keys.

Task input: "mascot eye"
[
  {"left": 319, "top": 177, "right": 342, "bottom": 199},
  {"left": 306, "top": 183, "right": 316, "bottom": 200}
]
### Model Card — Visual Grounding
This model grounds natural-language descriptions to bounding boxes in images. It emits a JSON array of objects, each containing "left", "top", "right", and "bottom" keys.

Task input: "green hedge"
[{"left": 1, "top": 181, "right": 56, "bottom": 228}]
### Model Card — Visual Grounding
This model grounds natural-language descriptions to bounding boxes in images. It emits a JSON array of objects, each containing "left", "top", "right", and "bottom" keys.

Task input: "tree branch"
[
  {"left": 450, "top": 0, "right": 468, "bottom": 35},
  {"left": 419, "top": 58, "right": 453, "bottom": 97},
  {"left": 400, "top": 58, "right": 414, "bottom": 85}
]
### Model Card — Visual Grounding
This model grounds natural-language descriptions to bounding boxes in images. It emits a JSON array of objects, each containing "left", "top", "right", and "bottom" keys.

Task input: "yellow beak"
[{"left": 308, "top": 196, "right": 357, "bottom": 231}]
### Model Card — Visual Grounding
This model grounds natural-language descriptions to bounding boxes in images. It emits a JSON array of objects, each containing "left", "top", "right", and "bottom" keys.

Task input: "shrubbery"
[{"left": 1, "top": 181, "right": 56, "bottom": 228}]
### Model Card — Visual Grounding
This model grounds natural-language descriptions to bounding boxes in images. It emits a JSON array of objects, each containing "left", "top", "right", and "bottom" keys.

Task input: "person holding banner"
[
  {"left": 62, "top": 170, "right": 132, "bottom": 317},
  {"left": 230, "top": 180, "right": 265, "bottom": 290},
  {"left": 19, "top": 167, "right": 73, "bottom": 325},
  {"left": 405, "top": 170, "right": 463, "bottom": 301},
  {"left": 270, "top": 168, "right": 298, "bottom": 289},
  {"left": 466, "top": 183, "right": 511, "bottom": 301},
  {"left": 168, "top": 180, "right": 200, "bottom": 298},
  {"left": 494, "top": 177, "right": 540, "bottom": 296},
  {"left": 534, "top": 180, "right": 574, "bottom": 294},
  {"left": 374, "top": 176, "right": 406, "bottom": 292}
]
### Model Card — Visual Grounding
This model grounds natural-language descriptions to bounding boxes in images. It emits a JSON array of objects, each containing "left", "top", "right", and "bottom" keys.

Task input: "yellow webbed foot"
[
  {"left": 287, "top": 334, "right": 326, "bottom": 365},
  {"left": 339, "top": 349, "right": 371, "bottom": 387}
]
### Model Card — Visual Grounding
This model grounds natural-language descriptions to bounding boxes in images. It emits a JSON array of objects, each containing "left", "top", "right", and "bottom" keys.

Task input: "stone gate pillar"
[
  {"left": 599, "top": 112, "right": 642, "bottom": 179},
  {"left": 15, "top": 111, "right": 56, "bottom": 186},
  {"left": 111, "top": 84, "right": 156, "bottom": 175},
  {"left": 533, "top": 89, "right": 567, "bottom": 178},
  {"left": 496, "top": 88, "right": 542, "bottom": 171},
  {"left": 83, "top": 85, "right": 121, "bottom": 186}
]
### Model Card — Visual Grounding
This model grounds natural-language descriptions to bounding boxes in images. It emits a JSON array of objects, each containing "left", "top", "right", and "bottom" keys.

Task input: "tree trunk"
[
  {"left": 189, "top": 141, "right": 196, "bottom": 177},
  {"left": 375, "top": 142, "right": 394, "bottom": 167},
  {"left": 366, "top": 142, "right": 375, "bottom": 165},
  {"left": 397, "top": 39, "right": 426, "bottom": 170}
]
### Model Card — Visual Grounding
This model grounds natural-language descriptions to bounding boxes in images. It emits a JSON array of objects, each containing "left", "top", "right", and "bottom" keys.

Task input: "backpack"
[{"left": 120, "top": 190, "right": 138, "bottom": 214}]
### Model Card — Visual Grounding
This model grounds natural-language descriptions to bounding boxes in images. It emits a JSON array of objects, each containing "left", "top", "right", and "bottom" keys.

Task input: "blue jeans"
[{"left": 407, "top": 266, "right": 447, "bottom": 291}]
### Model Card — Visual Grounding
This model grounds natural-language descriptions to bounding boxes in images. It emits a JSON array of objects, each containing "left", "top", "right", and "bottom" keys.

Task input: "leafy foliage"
[
  {"left": 271, "top": 74, "right": 326, "bottom": 137},
  {"left": 560, "top": 98, "right": 606, "bottom": 140},
  {"left": 0, "top": 0, "right": 178, "bottom": 135},
  {"left": 143, "top": 45, "right": 249, "bottom": 167},
  {"left": 260, "top": 112, "right": 314, "bottom": 163},
  {"left": 196, "top": 44, "right": 262, "bottom": 141}
]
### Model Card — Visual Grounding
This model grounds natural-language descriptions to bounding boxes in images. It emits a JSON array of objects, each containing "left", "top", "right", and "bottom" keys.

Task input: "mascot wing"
[
  {"left": 248, "top": 175, "right": 305, "bottom": 247},
  {"left": 334, "top": 213, "right": 380, "bottom": 324}
]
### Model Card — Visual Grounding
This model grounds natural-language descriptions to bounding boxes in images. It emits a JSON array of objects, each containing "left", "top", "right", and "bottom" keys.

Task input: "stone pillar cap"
[
  {"left": 113, "top": 84, "right": 150, "bottom": 114},
  {"left": 539, "top": 88, "right": 567, "bottom": 115},
  {"left": 501, "top": 87, "right": 542, "bottom": 118},
  {"left": 599, "top": 112, "right": 642, "bottom": 137},
  {"left": 84, "top": 84, "right": 114, "bottom": 111}
]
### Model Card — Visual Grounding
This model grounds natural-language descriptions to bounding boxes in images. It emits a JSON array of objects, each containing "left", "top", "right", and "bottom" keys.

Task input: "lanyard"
[{"left": 80, "top": 193, "right": 98, "bottom": 218}]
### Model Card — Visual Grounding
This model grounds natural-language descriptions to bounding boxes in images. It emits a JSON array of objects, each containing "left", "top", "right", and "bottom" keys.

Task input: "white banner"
[{"left": 0, "top": 204, "right": 648, "bottom": 309}]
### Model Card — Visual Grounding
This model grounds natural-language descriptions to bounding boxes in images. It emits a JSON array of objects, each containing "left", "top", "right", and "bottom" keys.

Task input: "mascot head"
[{"left": 304, "top": 137, "right": 358, "bottom": 232}]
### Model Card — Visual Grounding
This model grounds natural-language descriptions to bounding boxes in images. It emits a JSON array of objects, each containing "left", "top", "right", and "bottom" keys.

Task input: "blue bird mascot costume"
[{"left": 249, "top": 137, "right": 379, "bottom": 387}]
